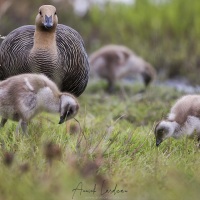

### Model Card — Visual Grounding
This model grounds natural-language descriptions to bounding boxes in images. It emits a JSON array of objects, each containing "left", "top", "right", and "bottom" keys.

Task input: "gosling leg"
[
  {"left": 107, "top": 80, "right": 115, "bottom": 93},
  {"left": 16, "top": 119, "right": 28, "bottom": 135},
  {"left": 197, "top": 135, "right": 200, "bottom": 148},
  {"left": 21, "top": 121, "right": 28, "bottom": 135},
  {"left": 0, "top": 118, "right": 7, "bottom": 128}
]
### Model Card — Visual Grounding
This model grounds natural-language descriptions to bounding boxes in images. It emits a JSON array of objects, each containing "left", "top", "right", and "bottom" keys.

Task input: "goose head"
[
  {"left": 35, "top": 5, "right": 58, "bottom": 31},
  {"left": 59, "top": 94, "right": 79, "bottom": 124}
]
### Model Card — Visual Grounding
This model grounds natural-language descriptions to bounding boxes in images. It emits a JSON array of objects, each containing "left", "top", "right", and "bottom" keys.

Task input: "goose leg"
[{"left": 0, "top": 118, "right": 7, "bottom": 128}]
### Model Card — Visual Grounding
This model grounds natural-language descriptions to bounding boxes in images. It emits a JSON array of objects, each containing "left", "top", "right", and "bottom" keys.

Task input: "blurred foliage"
[{"left": 1, "top": 0, "right": 200, "bottom": 83}]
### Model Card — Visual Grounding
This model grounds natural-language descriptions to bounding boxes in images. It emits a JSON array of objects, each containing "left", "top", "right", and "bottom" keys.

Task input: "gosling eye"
[
  {"left": 39, "top": 11, "right": 42, "bottom": 16},
  {"left": 67, "top": 107, "right": 74, "bottom": 117},
  {"left": 157, "top": 128, "right": 165, "bottom": 136},
  {"left": 55, "top": 11, "right": 57, "bottom": 15}
]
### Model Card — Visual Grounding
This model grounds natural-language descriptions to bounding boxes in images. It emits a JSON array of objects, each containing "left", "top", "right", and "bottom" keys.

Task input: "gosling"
[
  {"left": 0, "top": 73, "right": 79, "bottom": 134},
  {"left": 155, "top": 95, "right": 200, "bottom": 146},
  {"left": 89, "top": 44, "right": 156, "bottom": 92}
]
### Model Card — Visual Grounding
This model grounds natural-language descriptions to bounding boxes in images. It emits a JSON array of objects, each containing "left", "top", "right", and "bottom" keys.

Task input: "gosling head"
[
  {"left": 36, "top": 5, "right": 58, "bottom": 30},
  {"left": 141, "top": 71, "right": 152, "bottom": 87},
  {"left": 154, "top": 120, "right": 177, "bottom": 146},
  {"left": 59, "top": 94, "right": 79, "bottom": 124},
  {"left": 142, "top": 63, "right": 156, "bottom": 87}
]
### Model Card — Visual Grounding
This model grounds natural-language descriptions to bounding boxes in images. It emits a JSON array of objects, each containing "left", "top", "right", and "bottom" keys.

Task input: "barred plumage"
[{"left": 0, "top": 5, "right": 89, "bottom": 97}]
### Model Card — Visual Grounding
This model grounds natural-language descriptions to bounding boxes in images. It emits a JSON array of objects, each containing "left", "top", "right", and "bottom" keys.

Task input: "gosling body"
[
  {"left": 89, "top": 44, "right": 156, "bottom": 92},
  {"left": 155, "top": 95, "right": 200, "bottom": 146},
  {"left": 0, "top": 74, "right": 79, "bottom": 134}
]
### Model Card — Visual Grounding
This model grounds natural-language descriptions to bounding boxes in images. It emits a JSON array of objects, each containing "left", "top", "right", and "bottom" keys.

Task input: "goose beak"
[{"left": 43, "top": 15, "right": 53, "bottom": 28}]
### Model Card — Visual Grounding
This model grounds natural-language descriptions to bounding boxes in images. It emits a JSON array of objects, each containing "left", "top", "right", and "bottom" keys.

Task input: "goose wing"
[
  {"left": 0, "top": 25, "right": 34, "bottom": 79},
  {"left": 56, "top": 24, "right": 89, "bottom": 96}
]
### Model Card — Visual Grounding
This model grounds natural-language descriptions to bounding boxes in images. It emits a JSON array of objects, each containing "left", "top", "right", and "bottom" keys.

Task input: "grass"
[{"left": 0, "top": 80, "right": 200, "bottom": 200}]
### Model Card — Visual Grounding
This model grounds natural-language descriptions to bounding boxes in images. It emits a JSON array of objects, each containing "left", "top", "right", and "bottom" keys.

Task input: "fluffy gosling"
[
  {"left": 89, "top": 44, "right": 156, "bottom": 92},
  {"left": 0, "top": 73, "right": 79, "bottom": 134},
  {"left": 155, "top": 95, "right": 200, "bottom": 146}
]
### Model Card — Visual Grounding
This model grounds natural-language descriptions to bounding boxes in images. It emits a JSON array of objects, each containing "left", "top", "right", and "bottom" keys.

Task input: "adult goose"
[{"left": 0, "top": 5, "right": 89, "bottom": 97}]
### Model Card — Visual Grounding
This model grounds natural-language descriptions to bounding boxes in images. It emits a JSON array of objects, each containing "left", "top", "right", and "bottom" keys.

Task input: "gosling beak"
[
  {"left": 58, "top": 110, "right": 70, "bottom": 124},
  {"left": 43, "top": 15, "right": 53, "bottom": 28},
  {"left": 58, "top": 104, "right": 70, "bottom": 124},
  {"left": 58, "top": 116, "right": 65, "bottom": 124},
  {"left": 156, "top": 138, "right": 163, "bottom": 147}
]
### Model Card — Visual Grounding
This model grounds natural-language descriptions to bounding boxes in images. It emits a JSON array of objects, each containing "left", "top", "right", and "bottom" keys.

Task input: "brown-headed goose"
[
  {"left": 0, "top": 5, "right": 89, "bottom": 97},
  {"left": 0, "top": 73, "right": 79, "bottom": 134}
]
